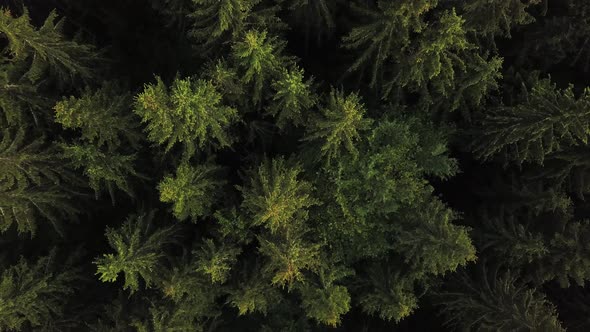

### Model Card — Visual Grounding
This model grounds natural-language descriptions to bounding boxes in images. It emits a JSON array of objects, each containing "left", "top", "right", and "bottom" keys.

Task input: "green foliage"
[
  {"left": 0, "top": 129, "right": 78, "bottom": 235},
  {"left": 0, "top": 8, "right": 95, "bottom": 82},
  {"left": 239, "top": 157, "right": 317, "bottom": 232},
  {"left": 342, "top": 0, "right": 438, "bottom": 85},
  {"left": 54, "top": 83, "right": 140, "bottom": 149},
  {"left": 189, "top": 0, "right": 257, "bottom": 45},
  {"left": 227, "top": 271, "right": 282, "bottom": 316},
  {"left": 0, "top": 250, "right": 79, "bottom": 331},
  {"left": 473, "top": 77, "right": 590, "bottom": 165},
  {"left": 232, "top": 30, "right": 286, "bottom": 103},
  {"left": 298, "top": 265, "right": 352, "bottom": 327},
  {"left": 304, "top": 89, "right": 372, "bottom": 162},
  {"left": 269, "top": 66, "right": 316, "bottom": 128},
  {"left": 332, "top": 117, "right": 457, "bottom": 223},
  {"left": 132, "top": 301, "right": 205, "bottom": 332},
  {"left": 0, "top": 62, "right": 46, "bottom": 126},
  {"left": 134, "top": 76, "right": 238, "bottom": 154},
  {"left": 158, "top": 161, "right": 225, "bottom": 221},
  {"left": 479, "top": 216, "right": 548, "bottom": 265},
  {"left": 60, "top": 143, "right": 138, "bottom": 201},
  {"left": 392, "top": 198, "right": 476, "bottom": 277},
  {"left": 194, "top": 239, "right": 240, "bottom": 283},
  {"left": 6, "top": 1, "right": 590, "bottom": 330},
  {"left": 357, "top": 265, "right": 419, "bottom": 322},
  {"left": 95, "top": 211, "right": 178, "bottom": 293},
  {"left": 258, "top": 224, "right": 321, "bottom": 288},
  {"left": 461, "top": 0, "right": 541, "bottom": 38},
  {"left": 545, "top": 220, "right": 590, "bottom": 287},
  {"left": 438, "top": 268, "right": 565, "bottom": 332}
]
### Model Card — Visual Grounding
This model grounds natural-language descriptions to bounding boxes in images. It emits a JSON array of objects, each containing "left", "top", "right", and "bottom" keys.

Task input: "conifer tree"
[
  {"left": 158, "top": 161, "right": 225, "bottom": 221},
  {"left": 356, "top": 264, "right": 419, "bottom": 323},
  {"left": 543, "top": 219, "right": 590, "bottom": 287},
  {"left": 437, "top": 267, "right": 565, "bottom": 331},
  {"left": 54, "top": 83, "right": 141, "bottom": 202},
  {"left": 298, "top": 264, "right": 352, "bottom": 327},
  {"left": 54, "top": 83, "right": 140, "bottom": 149},
  {"left": 0, "top": 250, "right": 79, "bottom": 331},
  {"left": 392, "top": 197, "right": 476, "bottom": 278},
  {"left": 460, "top": 0, "right": 541, "bottom": 39},
  {"left": 304, "top": 89, "right": 372, "bottom": 163},
  {"left": 95, "top": 211, "right": 179, "bottom": 293},
  {"left": 134, "top": 76, "right": 238, "bottom": 154},
  {"left": 473, "top": 77, "right": 590, "bottom": 165},
  {"left": 0, "top": 129, "right": 78, "bottom": 235},
  {"left": 193, "top": 239, "right": 240, "bottom": 284},
  {"left": 232, "top": 30, "right": 287, "bottom": 103},
  {"left": 60, "top": 143, "right": 138, "bottom": 201},
  {"left": 238, "top": 157, "right": 317, "bottom": 232},
  {"left": 269, "top": 66, "right": 316, "bottom": 129},
  {"left": 189, "top": 0, "right": 256, "bottom": 46},
  {"left": 0, "top": 8, "right": 95, "bottom": 82}
]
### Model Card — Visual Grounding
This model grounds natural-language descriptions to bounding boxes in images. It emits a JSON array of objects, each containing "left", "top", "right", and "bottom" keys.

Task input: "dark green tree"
[{"left": 0, "top": 250, "right": 80, "bottom": 331}]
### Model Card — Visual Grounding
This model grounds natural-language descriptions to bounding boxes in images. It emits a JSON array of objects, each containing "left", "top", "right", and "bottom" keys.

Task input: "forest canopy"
[{"left": 0, "top": 0, "right": 589, "bottom": 331}]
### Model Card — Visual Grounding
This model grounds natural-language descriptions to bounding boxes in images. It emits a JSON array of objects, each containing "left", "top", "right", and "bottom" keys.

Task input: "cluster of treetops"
[{"left": 1, "top": 0, "right": 590, "bottom": 330}]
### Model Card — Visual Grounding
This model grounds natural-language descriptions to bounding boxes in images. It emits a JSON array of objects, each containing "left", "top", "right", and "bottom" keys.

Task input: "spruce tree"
[
  {"left": 158, "top": 161, "right": 225, "bottom": 222},
  {"left": 0, "top": 250, "right": 80, "bottom": 331},
  {"left": 134, "top": 76, "right": 238, "bottom": 154},
  {"left": 0, "top": 129, "right": 78, "bottom": 235},
  {"left": 94, "top": 211, "right": 179, "bottom": 293}
]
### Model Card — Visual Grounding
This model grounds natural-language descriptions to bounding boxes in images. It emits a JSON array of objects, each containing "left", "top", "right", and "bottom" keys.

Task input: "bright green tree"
[
  {"left": 304, "top": 89, "right": 372, "bottom": 163},
  {"left": 269, "top": 66, "right": 316, "bottom": 128},
  {"left": 95, "top": 211, "right": 179, "bottom": 293},
  {"left": 232, "top": 29, "right": 287, "bottom": 103},
  {"left": 134, "top": 76, "right": 238, "bottom": 154},
  {"left": 158, "top": 161, "right": 225, "bottom": 221},
  {"left": 238, "top": 157, "right": 317, "bottom": 232}
]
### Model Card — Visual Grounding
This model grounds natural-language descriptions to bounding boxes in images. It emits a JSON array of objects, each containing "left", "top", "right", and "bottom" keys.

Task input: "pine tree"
[
  {"left": 437, "top": 267, "right": 565, "bottom": 331},
  {"left": 189, "top": 0, "right": 257, "bottom": 46},
  {"left": 0, "top": 129, "right": 78, "bottom": 235},
  {"left": 0, "top": 8, "right": 95, "bottom": 82},
  {"left": 94, "top": 211, "right": 179, "bottom": 293},
  {"left": 342, "top": 0, "right": 438, "bottom": 86},
  {"left": 54, "top": 83, "right": 141, "bottom": 149},
  {"left": 238, "top": 157, "right": 317, "bottom": 233},
  {"left": 460, "top": 0, "right": 541, "bottom": 39},
  {"left": 258, "top": 223, "right": 321, "bottom": 288},
  {"left": 0, "top": 250, "right": 79, "bottom": 331},
  {"left": 0, "top": 60, "right": 46, "bottom": 126},
  {"left": 60, "top": 143, "right": 138, "bottom": 202},
  {"left": 269, "top": 66, "right": 316, "bottom": 129},
  {"left": 193, "top": 239, "right": 241, "bottom": 283},
  {"left": 134, "top": 76, "right": 238, "bottom": 154},
  {"left": 543, "top": 219, "right": 590, "bottom": 287},
  {"left": 392, "top": 197, "right": 476, "bottom": 278},
  {"left": 356, "top": 264, "right": 419, "bottom": 323},
  {"left": 298, "top": 264, "right": 352, "bottom": 327},
  {"left": 227, "top": 267, "right": 282, "bottom": 315},
  {"left": 158, "top": 161, "right": 225, "bottom": 221},
  {"left": 232, "top": 29, "right": 287, "bottom": 103},
  {"left": 473, "top": 77, "right": 590, "bottom": 165},
  {"left": 329, "top": 117, "right": 456, "bottom": 225},
  {"left": 303, "top": 88, "right": 372, "bottom": 163},
  {"left": 479, "top": 215, "right": 548, "bottom": 266}
]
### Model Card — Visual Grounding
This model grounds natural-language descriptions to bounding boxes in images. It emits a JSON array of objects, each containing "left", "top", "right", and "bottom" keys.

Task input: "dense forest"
[{"left": 1, "top": 0, "right": 590, "bottom": 330}]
